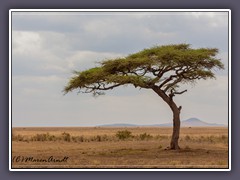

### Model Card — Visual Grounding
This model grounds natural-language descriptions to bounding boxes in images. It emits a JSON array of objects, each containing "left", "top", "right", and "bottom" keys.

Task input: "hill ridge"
[{"left": 97, "top": 118, "right": 227, "bottom": 127}]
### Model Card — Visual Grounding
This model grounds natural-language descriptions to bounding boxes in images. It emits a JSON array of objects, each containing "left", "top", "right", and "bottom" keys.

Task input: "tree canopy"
[
  {"left": 64, "top": 44, "right": 224, "bottom": 97},
  {"left": 64, "top": 43, "right": 224, "bottom": 150}
]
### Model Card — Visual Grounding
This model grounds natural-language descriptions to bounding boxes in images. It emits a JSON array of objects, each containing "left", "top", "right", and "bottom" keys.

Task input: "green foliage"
[
  {"left": 64, "top": 44, "right": 224, "bottom": 96},
  {"left": 139, "top": 133, "right": 153, "bottom": 140},
  {"left": 116, "top": 130, "right": 133, "bottom": 140}
]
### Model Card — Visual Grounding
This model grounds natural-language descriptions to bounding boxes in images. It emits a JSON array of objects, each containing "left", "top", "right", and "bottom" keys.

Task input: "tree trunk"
[
  {"left": 169, "top": 103, "right": 181, "bottom": 150},
  {"left": 152, "top": 86, "right": 181, "bottom": 150}
]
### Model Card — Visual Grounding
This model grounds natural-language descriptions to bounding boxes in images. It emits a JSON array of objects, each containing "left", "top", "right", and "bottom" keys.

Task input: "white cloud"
[
  {"left": 66, "top": 50, "right": 125, "bottom": 70},
  {"left": 174, "top": 75, "right": 228, "bottom": 124},
  {"left": 13, "top": 75, "right": 64, "bottom": 84},
  {"left": 42, "top": 64, "right": 67, "bottom": 73},
  {"left": 11, "top": 11, "right": 229, "bottom": 126},
  {"left": 12, "top": 31, "right": 42, "bottom": 55},
  {"left": 12, "top": 75, "right": 66, "bottom": 98}
]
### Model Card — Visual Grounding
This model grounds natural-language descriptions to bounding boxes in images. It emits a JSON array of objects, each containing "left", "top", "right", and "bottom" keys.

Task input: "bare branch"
[
  {"left": 168, "top": 89, "right": 187, "bottom": 100},
  {"left": 98, "top": 83, "right": 122, "bottom": 90},
  {"left": 174, "top": 89, "right": 187, "bottom": 95},
  {"left": 159, "top": 75, "right": 178, "bottom": 89},
  {"left": 163, "top": 78, "right": 183, "bottom": 92}
]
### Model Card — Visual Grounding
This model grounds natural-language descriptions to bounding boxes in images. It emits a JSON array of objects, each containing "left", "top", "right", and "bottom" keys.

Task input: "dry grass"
[{"left": 11, "top": 127, "right": 228, "bottom": 169}]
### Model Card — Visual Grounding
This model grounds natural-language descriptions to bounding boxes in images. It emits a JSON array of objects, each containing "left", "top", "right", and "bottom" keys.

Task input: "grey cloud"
[
  {"left": 12, "top": 14, "right": 85, "bottom": 33},
  {"left": 12, "top": 12, "right": 228, "bottom": 53},
  {"left": 11, "top": 11, "right": 229, "bottom": 126}
]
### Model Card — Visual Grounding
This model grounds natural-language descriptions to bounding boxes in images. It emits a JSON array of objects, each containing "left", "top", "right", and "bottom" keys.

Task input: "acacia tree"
[{"left": 64, "top": 44, "right": 224, "bottom": 150}]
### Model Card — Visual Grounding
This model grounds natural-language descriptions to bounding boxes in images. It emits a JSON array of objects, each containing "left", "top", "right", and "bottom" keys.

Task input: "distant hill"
[
  {"left": 97, "top": 118, "right": 227, "bottom": 127},
  {"left": 159, "top": 118, "right": 227, "bottom": 127}
]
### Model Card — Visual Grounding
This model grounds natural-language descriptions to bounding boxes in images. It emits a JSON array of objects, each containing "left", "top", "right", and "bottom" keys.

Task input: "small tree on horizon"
[{"left": 64, "top": 44, "right": 224, "bottom": 150}]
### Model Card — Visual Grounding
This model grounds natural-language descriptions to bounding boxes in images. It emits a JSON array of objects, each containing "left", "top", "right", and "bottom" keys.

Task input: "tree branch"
[
  {"left": 163, "top": 78, "right": 182, "bottom": 92},
  {"left": 159, "top": 75, "right": 178, "bottom": 89},
  {"left": 174, "top": 89, "right": 187, "bottom": 95},
  {"left": 168, "top": 89, "right": 187, "bottom": 100},
  {"left": 82, "top": 83, "right": 122, "bottom": 94}
]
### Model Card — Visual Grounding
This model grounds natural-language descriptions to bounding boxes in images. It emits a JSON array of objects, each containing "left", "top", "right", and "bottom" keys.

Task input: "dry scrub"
[{"left": 12, "top": 127, "right": 228, "bottom": 169}]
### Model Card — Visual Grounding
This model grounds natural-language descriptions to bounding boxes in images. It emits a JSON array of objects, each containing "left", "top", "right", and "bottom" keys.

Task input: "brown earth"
[{"left": 11, "top": 127, "right": 229, "bottom": 169}]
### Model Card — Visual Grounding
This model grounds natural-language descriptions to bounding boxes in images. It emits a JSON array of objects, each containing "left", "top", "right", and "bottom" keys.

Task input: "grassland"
[{"left": 11, "top": 127, "right": 228, "bottom": 169}]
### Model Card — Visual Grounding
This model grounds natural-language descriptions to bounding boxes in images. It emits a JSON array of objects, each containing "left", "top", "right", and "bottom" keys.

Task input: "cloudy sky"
[{"left": 11, "top": 10, "right": 229, "bottom": 127}]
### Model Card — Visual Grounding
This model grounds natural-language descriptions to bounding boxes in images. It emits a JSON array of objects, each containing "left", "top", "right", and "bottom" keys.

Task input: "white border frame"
[{"left": 9, "top": 9, "right": 231, "bottom": 171}]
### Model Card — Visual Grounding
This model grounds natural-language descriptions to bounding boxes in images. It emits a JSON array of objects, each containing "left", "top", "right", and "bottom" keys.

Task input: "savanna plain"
[{"left": 12, "top": 127, "right": 228, "bottom": 169}]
